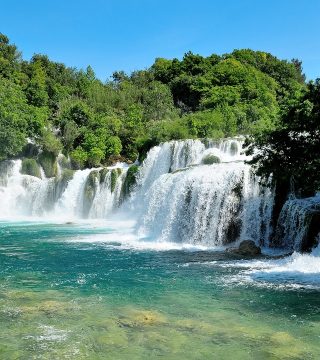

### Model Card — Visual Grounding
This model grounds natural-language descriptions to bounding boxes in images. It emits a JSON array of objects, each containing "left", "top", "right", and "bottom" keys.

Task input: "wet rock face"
[
  {"left": 227, "top": 240, "right": 261, "bottom": 257},
  {"left": 273, "top": 197, "right": 320, "bottom": 252},
  {"left": 21, "top": 158, "right": 41, "bottom": 178},
  {"left": 301, "top": 211, "right": 320, "bottom": 252},
  {"left": 82, "top": 170, "right": 100, "bottom": 217},
  {"left": 225, "top": 218, "right": 242, "bottom": 244}
]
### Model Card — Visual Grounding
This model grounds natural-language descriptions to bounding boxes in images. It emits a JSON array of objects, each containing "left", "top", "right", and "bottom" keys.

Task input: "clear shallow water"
[{"left": 1, "top": 221, "right": 320, "bottom": 359}]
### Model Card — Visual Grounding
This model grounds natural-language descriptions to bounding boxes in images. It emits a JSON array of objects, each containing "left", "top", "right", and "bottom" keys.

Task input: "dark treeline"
[
  {"left": 1, "top": 32, "right": 319, "bottom": 195},
  {"left": 247, "top": 79, "right": 320, "bottom": 197}
]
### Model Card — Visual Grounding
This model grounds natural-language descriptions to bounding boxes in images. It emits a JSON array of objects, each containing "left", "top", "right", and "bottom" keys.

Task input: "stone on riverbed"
[{"left": 227, "top": 240, "right": 261, "bottom": 256}]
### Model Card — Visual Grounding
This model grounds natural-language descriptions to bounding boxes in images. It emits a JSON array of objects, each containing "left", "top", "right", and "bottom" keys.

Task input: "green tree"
[
  {"left": 0, "top": 77, "right": 28, "bottom": 158},
  {"left": 26, "top": 61, "right": 49, "bottom": 106},
  {"left": 247, "top": 79, "right": 320, "bottom": 196},
  {"left": 0, "top": 33, "right": 22, "bottom": 80},
  {"left": 105, "top": 136, "right": 122, "bottom": 158}
]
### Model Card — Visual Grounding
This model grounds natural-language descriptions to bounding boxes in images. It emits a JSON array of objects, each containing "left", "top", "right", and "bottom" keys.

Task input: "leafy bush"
[
  {"left": 105, "top": 136, "right": 122, "bottom": 158},
  {"left": 70, "top": 147, "right": 88, "bottom": 169}
]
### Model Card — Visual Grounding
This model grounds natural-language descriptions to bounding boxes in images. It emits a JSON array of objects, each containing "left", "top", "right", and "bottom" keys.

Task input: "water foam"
[
  {"left": 210, "top": 244, "right": 320, "bottom": 289},
  {"left": 129, "top": 138, "right": 273, "bottom": 247},
  {"left": 0, "top": 139, "right": 275, "bottom": 249}
]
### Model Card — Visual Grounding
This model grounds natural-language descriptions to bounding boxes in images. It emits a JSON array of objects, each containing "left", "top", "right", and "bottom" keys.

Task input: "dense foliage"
[
  {"left": 0, "top": 33, "right": 306, "bottom": 168},
  {"left": 247, "top": 79, "right": 320, "bottom": 196}
]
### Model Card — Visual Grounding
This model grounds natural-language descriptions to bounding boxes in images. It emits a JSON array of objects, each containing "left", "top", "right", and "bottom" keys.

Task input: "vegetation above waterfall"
[
  {"left": 0, "top": 33, "right": 306, "bottom": 168},
  {"left": 247, "top": 79, "right": 320, "bottom": 196}
]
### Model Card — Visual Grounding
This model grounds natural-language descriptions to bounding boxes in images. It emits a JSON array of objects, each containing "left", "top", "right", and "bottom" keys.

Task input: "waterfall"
[
  {"left": 134, "top": 138, "right": 246, "bottom": 194},
  {"left": 54, "top": 168, "right": 92, "bottom": 219},
  {"left": 129, "top": 139, "right": 273, "bottom": 247},
  {"left": 0, "top": 160, "right": 56, "bottom": 217},
  {"left": 0, "top": 160, "right": 126, "bottom": 220},
  {"left": 0, "top": 139, "right": 276, "bottom": 247},
  {"left": 88, "top": 168, "right": 127, "bottom": 218},
  {"left": 274, "top": 195, "right": 320, "bottom": 251},
  {"left": 0, "top": 160, "right": 25, "bottom": 217}
]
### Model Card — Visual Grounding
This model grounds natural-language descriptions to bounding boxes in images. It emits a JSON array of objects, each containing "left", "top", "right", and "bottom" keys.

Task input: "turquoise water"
[{"left": 1, "top": 221, "right": 320, "bottom": 359}]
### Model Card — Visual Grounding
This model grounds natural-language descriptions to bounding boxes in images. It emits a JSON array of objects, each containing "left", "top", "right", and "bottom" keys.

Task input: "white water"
[
  {"left": 127, "top": 138, "right": 273, "bottom": 247},
  {"left": 54, "top": 168, "right": 92, "bottom": 219},
  {"left": 275, "top": 195, "right": 320, "bottom": 250},
  {"left": 88, "top": 168, "right": 127, "bottom": 219},
  {"left": 1, "top": 138, "right": 318, "bottom": 252},
  {"left": 0, "top": 160, "right": 56, "bottom": 216},
  {"left": 0, "top": 161, "right": 126, "bottom": 220},
  {"left": 211, "top": 243, "right": 320, "bottom": 289},
  {"left": 1, "top": 139, "right": 320, "bottom": 290}
]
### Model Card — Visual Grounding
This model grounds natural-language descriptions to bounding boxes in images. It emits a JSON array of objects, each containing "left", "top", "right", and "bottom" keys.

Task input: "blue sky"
[{"left": 1, "top": 0, "right": 319, "bottom": 81}]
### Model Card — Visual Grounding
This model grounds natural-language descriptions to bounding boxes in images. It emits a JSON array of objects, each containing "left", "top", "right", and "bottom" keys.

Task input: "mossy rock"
[
  {"left": 111, "top": 168, "right": 122, "bottom": 193},
  {"left": 60, "top": 169, "right": 75, "bottom": 184},
  {"left": 54, "top": 169, "right": 75, "bottom": 201},
  {"left": 57, "top": 154, "right": 70, "bottom": 169},
  {"left": 105, "top": 155, "right": 126, "bottom": 166},
  {"left": 0, "top": 161, "right": 12, "bottom": 186},
  {"left": 117, "top": 309, "right": 166, "bottom": 328},
  {"left": 201, "top": 138, "right": 216, "bottom": 149},
  {"left": 20, "top": 143, "right": 40, "bottom": 158},
  {"left": 84, "top": 170, "right": 100, "bottom": 200},
  {"left": 99, "top": 168, "right": 109, "bottom": 184},
  {"left": 229, "top": 141, "right": 239, "bottom": 156},
  {"left": 21, "top": 158, "right": 41, "bottom": 178},
  {"left": 87, "top": 170, "right": 100, "bottom": 188},
  {"left": 202, "top": 154, "right": 221, "bottom": 165},
  {"left": 121, "top": 165, "right": 139, "bottom": 198},
  {"left": 82, "top": 170, "right": 100, "bottom": 217},
  {"left": 38, "top": 151, "right": 58, "bottom": 178},
  {"left": 227, "top": 240, "right": 261, "bottom": 257}
]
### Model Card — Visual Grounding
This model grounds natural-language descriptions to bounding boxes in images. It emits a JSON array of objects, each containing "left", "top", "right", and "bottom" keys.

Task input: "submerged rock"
[
  {"left": 227, "top": 240, "right": 261, "bottom": 256},
  {"left": 229, "top": 141, "right": 239, "bottom": 156},
  {"left": 117, "top": 309, "right": 167, "bottom": 328}
]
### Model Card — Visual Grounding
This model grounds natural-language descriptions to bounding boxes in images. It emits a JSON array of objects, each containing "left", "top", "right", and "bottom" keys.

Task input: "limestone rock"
[{"left": 227, "top": 240, "right": 261, "bottom": 256}]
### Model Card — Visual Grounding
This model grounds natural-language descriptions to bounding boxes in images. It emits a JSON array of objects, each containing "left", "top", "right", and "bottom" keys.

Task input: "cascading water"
[
  {"left": 0, "top": 160, "right": 126, "bottom": 220},
  {"left": 88, "top": 167, "right": 127, "bottom": 219},
  {"left": 54, "top": 168, "right": 92, "bottom": 219},
  {"left": 0, "top": 160, "right": 56, "bottom": 216},
  {"left": 129, "top": 138, "right": 274, "bottom": 247},
  {"left": 274, "top": 195, "right": 320, "bottom": 251},
  {"left": 0, "top": 138, "right": 276, "bottom": 248}
]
